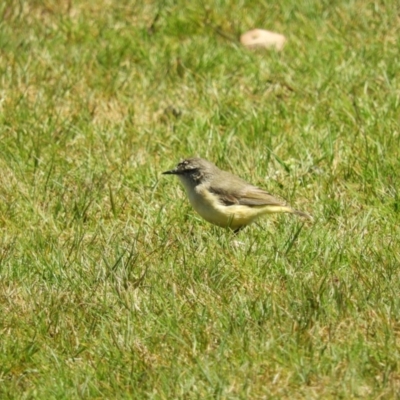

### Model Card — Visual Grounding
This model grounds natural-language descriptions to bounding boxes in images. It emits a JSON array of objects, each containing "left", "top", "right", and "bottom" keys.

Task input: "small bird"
[{"left": 163, "top": 157, "right": 312, "bottom": 232}]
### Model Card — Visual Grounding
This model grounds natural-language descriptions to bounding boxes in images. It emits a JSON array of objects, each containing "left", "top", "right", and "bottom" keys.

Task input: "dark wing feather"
[
  {"left": 236, "top": 186, "right": 285, "bottom": 207},
  {"left": 209, "top": 187, "right": 239, "bottom": 206},
  {"left": 209, "top": 171, "right": 285, "bottom": 208}
]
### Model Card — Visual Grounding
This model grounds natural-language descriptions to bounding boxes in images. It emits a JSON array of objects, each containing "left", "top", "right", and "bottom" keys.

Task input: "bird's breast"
[{"left": 191, "top": 186, "right": 219, "bottom": 215}]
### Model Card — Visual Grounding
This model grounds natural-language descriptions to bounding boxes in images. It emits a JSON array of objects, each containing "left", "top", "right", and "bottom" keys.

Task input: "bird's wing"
[
  {"left": 236, "top": 186, "right": 286, "bottom": 207},
  {"left": 208, "top": 186, "right": 238, "bottom": 205},
  {"left": 209, "top": 184, "right": 285, "bottom": 207}
]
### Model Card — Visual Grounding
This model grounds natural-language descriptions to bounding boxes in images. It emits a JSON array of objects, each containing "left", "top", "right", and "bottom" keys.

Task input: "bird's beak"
[{"left": 162, "top": 168, "right": 179, "bottom": 175}]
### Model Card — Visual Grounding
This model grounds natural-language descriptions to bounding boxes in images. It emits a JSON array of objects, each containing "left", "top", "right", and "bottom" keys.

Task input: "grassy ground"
[{"left": 1, "top": 0, "right": 400, "bottom": 398}]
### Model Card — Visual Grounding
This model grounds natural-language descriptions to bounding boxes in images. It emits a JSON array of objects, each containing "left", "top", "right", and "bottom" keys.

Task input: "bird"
[{"left": 163, "top": 157, "right": 312, "bottom": 232}]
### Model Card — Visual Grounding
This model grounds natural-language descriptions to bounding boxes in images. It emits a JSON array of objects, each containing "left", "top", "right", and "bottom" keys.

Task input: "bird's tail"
[{"left": 293, "top": 209, "right": 313, "bottom": 221}]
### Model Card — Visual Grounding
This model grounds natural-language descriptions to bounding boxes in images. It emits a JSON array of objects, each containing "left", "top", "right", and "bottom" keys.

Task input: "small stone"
[
  {"left": 232, "top": 240, "right": 245, "bottom": 248},
  {"left": 240, "top": 29, "right": 286, "bottom": 51}
]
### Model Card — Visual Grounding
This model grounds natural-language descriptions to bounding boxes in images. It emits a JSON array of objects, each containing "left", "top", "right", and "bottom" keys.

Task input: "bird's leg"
[{"left": 233, "top": 226, "right": 244, "bottom": 235}]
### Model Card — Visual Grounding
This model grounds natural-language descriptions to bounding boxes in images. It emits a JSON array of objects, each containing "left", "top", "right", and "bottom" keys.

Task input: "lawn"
[{"left": 1, "top": 0, "right": 399, "bottom": 398}]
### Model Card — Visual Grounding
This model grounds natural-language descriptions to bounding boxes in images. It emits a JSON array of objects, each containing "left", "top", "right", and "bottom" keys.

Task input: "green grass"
[{"left": 1, "top": 0, "right": 400, "bottom": 398}]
